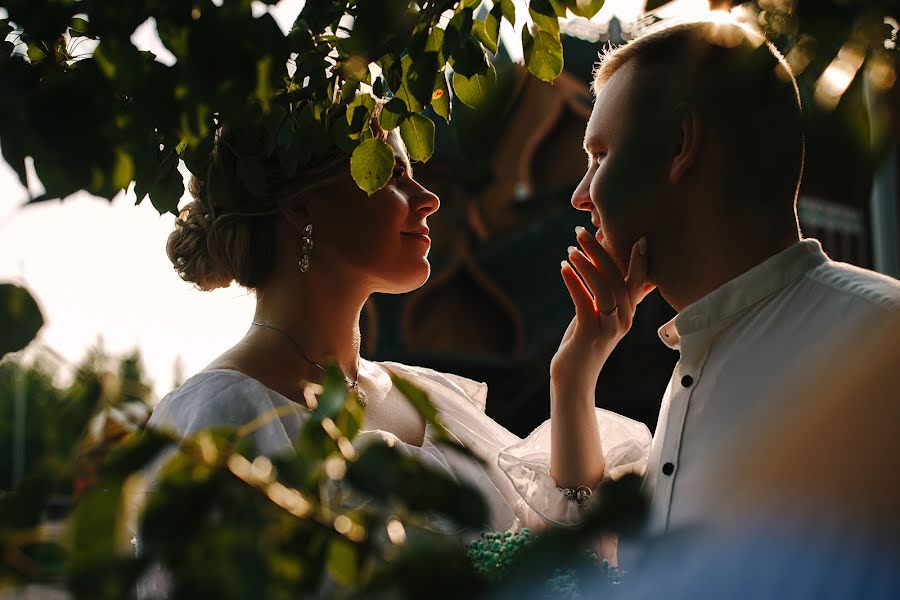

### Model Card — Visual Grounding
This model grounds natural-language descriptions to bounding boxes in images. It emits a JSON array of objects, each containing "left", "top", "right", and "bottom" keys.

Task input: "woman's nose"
[{"left": 414, "top": 183, "right": 440, "bottom": 216}]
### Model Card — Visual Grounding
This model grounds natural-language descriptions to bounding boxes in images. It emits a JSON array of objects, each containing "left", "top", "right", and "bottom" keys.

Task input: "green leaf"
[
  {"left": 568, "top": 0, "right": 606, "bottom": 19},
  {"left": 26, "top": 42, "right": 46, "bottom": 64},
  {"left": 326, "top": 538, "right": 360, "bottom": 587},
  {"left": 379, "top": 97, "right": 408, "bottom": 132},
  {"left": 522, "top": 28, "right": 564, "bottom": 82},
  {"left": 530, "top": 0, "right": 561, "bottom": 36},
  {"left": 346, "top": 92, "right": 376, "bottom": 137},
  {"left": 452, "top": 68, "right": 495, "bottom": 109},
  {"left": 501, "top": 0, "right": 517, "bottom": 26},
  {"left": 472, "top": 4, "right": 502, "bottom": 55},
  {"left": 0, "top": 284, "right": 43, "bottom": 357},
  {"left": 255, "top": 55, "right": 274, "bottom": 112},
  {"left": 450, "top": 38, "right": 489, "bottom": 77},
  {"left": 431, "top": 70, "right": 451, "bottom": 123},
  {"left": 111, "top": 149, "right": 135, "bottom": 192},
  {"left": 69, "top": 16, "right": 92, "bottom": 38},
  {"left": 425, "top": 25, "right": 448, "bottom": 66},
  {"left": 350, "top": 137, "right": 395, "bottom": 195},
  {"left": 399, "top": 113, "right": 435, "bottom": 163},
  {"left": 395, "top": 54, "right": 424, "bottom": 113}
]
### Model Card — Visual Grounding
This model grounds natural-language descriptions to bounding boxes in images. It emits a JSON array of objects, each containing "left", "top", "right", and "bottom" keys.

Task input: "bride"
[{"left": 150, "top": 109, "right": 652, "bottom": 534}]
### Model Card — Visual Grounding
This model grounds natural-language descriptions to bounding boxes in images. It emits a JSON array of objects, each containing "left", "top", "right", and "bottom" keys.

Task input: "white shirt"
[{"left": 645, "top": 239, "right": 900, "bottom": 533}]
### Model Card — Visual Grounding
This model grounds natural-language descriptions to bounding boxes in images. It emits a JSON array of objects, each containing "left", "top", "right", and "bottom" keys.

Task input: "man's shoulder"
[{"left": 804, "top": 260, "right": 900, "bottom": 313}]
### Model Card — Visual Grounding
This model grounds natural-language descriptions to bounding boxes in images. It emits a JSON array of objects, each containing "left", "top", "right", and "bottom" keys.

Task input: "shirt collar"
[{"left": 658, "top": 239, "right": 829, "bottom": 350}]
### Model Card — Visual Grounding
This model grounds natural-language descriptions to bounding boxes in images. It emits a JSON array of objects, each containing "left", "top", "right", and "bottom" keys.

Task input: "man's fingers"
[{"left": 561, "top": 261, "right": 595, "bottom": 318}]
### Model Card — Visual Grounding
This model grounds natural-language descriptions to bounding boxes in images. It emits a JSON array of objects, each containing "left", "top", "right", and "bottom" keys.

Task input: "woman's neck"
[{"left": 252, "top": 269, "right": 369, "bottom": 380}]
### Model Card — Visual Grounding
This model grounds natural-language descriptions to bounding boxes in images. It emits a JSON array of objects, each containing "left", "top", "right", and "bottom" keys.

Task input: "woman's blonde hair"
[{"left": 167, "top": 105, "right": 388, "bottom": 291}]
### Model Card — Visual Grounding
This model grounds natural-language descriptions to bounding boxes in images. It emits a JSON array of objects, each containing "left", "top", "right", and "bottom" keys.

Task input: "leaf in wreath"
[
  {"left": 529, "top": 0, "right": 561, "bottom": 37},
  {"left": 452, "top": 67, "right": 496, "bottom": 110},
  {"left": 237, "top": 155, "right": 267, "bottom": 196},
  {"left": 332, "top": 116, "right": 362, "bottom": 154},
  {"left": 379, "top": 97, "right": 408, "bottom": 132},
  {"left": 450, "top": 37, "right": 489, "bottom": 78},
  {"left": 0, "top": 284, "right": 43, "bottom": 358},
  {"left": 346, "top": 92, "right": 376, "bottom": 138},
  {"left": 350, "top": 137, "right": 395, "bottom": 195},
  {"left": 399, "top": 113, "right": 435, "bottom": 163},
  {"left": 432, "top": 70, "right": 451, "bottom": 123},
  {"left": 522, "top": 28, "right": 563, "bottom": 82}
]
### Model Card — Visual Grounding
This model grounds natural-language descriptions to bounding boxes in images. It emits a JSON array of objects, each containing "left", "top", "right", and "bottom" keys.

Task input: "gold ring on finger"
[{"left": 598, "top": 305, "right": 619, "bottom": 318}]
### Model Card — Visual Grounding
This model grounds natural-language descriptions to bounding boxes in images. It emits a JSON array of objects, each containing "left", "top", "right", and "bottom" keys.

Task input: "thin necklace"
[{"left": 250, "top": 321, "right": 368, "bottom": 406}]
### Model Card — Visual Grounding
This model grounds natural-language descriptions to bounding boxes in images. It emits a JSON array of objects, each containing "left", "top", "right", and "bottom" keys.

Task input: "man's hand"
[{"left": 550, "top": 227, "right": 654, "bottom": 398}]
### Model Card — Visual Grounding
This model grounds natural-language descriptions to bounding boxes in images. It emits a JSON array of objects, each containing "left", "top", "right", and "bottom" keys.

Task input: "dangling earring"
[{"left": 299, "top": 224, "right": 313, "bottom": 273}]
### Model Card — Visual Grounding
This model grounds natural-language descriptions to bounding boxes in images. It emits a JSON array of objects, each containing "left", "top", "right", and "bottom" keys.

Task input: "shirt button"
[
  {"left": 662, "top": 462, "right": 675, "bottom": 476},
  {"left": 681, "top": 375, "right": 694, "bottom": 387}
]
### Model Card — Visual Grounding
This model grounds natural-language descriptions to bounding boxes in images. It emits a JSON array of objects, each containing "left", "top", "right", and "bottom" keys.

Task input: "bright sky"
[{"left": 0, "top": 0, "right": 651, "bottom": 400}]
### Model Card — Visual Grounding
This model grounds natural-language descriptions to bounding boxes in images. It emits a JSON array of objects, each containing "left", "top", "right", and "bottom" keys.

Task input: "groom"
[{"left": 561, "top": 20, "right": 900, "bottom": 534}]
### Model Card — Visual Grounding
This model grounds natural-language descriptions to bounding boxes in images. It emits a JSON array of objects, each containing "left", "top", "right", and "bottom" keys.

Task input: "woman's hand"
[
  {"left": 548, "top": 226, "right": 654, "bottom": 489},
  {"left": 550, "top": 227, "right": 654, "bottom": 397}
]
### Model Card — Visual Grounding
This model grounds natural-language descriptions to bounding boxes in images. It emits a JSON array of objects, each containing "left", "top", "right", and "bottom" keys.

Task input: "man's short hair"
[{"left": 593, "top": 20, "right": 805, "bottom": 212}]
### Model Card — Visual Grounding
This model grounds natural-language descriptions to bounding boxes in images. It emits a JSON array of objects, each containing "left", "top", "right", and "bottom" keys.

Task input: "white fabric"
[
  {"left": 144, "top": 361, "right": 650, "bottom": 534},
  {"left": 646, "top": 239, "right": 900, "bottom": 534}
]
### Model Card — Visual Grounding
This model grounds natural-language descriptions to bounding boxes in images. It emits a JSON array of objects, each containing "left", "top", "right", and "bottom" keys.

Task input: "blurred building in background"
[{"left": 367, "top": 20, "right": 900, "bottom": 436}]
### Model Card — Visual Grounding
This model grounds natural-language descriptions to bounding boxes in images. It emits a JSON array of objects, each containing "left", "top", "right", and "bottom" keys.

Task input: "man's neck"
[{"left": 652, "top": 216, "right": 800, "bottom": 313}]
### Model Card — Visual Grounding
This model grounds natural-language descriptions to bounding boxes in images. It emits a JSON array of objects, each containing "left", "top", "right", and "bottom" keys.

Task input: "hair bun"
[{"left": 166, "top": 194, "right": 233, "bottom": 291}]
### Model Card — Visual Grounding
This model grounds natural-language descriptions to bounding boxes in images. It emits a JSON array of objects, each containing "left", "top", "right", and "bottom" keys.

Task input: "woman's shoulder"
[
  {"left": 148, "top": 369, "right": 300, "bottom": 439},
  {"left": 375, "top": 360, "right": 489, "bottom": 413}
]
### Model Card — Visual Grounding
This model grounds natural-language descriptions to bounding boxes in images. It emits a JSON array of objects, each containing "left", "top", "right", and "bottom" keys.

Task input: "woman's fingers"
[
  {"left": 560, "top": 261, "right": 595, "bottom": 319},
  {"left": 568, "top": 246, "right": 618, "bottom": 316},
  {"left": 575, "top": 227, "right": 628, "bottom": 314},
  {"left": 625, "top": 236, "right": 655, "bottom": 306}
]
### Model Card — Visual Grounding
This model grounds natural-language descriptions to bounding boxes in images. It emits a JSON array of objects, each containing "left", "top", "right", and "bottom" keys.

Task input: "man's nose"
[{"left": 570, "top": 172, "right": 593, "bottom": 212}]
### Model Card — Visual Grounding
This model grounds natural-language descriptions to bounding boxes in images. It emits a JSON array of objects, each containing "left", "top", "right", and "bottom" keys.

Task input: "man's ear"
[{"left": 669, "top": 105, "right": 701, "bottom": 184}]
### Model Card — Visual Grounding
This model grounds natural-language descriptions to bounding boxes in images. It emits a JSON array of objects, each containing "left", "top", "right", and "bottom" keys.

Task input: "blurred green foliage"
[{"left": 0, "top": 0, "right": 603, "bottom": 209}]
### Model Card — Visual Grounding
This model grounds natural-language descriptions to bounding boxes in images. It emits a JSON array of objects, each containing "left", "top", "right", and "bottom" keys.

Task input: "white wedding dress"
[{"left": 142, "top": 359, "right": 651, "bottom": 532}]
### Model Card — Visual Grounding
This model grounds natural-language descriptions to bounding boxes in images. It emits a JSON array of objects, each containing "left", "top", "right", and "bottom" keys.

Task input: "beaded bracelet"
[{"left": 559, "top": 485, "right": 592, "bottom": 507}]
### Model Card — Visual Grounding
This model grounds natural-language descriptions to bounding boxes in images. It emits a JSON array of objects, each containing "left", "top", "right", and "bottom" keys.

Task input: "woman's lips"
[{"left": 401, "top": 231, "right": 431, "bottom": 244}]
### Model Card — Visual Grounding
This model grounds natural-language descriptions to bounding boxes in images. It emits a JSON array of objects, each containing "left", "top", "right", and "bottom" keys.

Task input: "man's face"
[{"left": 571, "top": 63, "right": 673, "bottom": 270}]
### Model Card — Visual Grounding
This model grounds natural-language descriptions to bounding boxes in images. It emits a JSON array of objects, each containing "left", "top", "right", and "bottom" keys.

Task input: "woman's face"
[{"left": 310, "top": 133, "right": 440, "bottom": 294}]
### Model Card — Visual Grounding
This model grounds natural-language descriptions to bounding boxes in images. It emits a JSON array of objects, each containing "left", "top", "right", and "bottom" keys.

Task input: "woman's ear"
[
  {"left": 669, "top": 105, "right": 702, "bottom": 184},
  {"left": 278, "top": 196, "right": 311, "bottom": 230}
]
